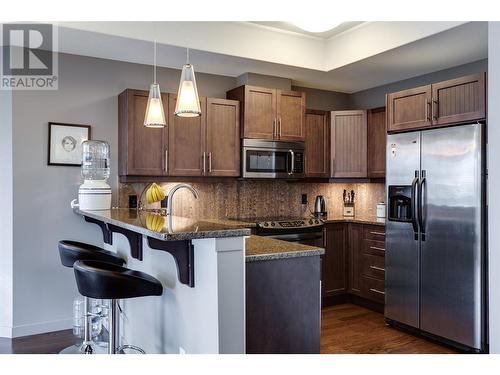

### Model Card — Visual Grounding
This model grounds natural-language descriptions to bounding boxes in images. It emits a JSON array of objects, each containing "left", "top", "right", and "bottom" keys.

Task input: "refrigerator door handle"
[
  {"left": 418, "top": 170, "right": 427, "bottom": 241},
  {"left": 411, "top": 171, "right": 419, "bottom": 240}
]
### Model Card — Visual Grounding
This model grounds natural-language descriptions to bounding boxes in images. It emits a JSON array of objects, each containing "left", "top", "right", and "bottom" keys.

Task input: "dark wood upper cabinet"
[
  {"left": 387, "top": 73, "right": 486, "bottom": 133},
  {"left": 367, "top": 107, "right": 386, "bottom": 178},
  {"left": 168, "top": 94, "right": 207, "bottom": 177},
  {"left": 227, "top": 85, "right": 276, "bottom": 139},
  {"left": 206, "top": 98, "right": 240, "bottom": 176},
  {"left": 330, "top": 110, "right": 367, "bottom": 178},
  {"left": 227, "top": 85, "right": 305, "bottom": 141},
  {"left": 386, "top": 85, "right": 432, "bottom": 133},
  {"left": 276, "top": 90, "right": 306, "bottom": 141},
  {"left": 119, "top": 90, "right": 240, "bottom": 179},
  {"left": 305, "top": 109, "right": 330, "bottom": 178},
  {"left": 431, "top": 73, "right": 486, "bottom": 126},
  {"left": 118, "top": 89, "right": 169, "bottom": 176},
  {"left": 323, "top": 223, "right": 347, "bottom": 298}
]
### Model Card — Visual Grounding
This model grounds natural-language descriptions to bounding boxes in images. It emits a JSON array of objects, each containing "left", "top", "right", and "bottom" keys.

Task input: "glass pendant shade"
[
  {"left": 144, "top": 83, "right": 166, "bottom": 128},
  {"left": 174, "top": 64, "right": 201, "bottom": 117}
]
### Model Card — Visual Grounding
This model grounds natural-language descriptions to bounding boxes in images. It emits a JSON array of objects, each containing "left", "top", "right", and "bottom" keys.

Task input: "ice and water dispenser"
[{"left": 388, "top": 185, "right": 413, "bottom": 222}]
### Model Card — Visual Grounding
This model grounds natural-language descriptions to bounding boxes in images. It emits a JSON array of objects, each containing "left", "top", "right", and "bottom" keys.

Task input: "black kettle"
[{"left": 314, "top": 195, "right": 327, "bottom": 218}]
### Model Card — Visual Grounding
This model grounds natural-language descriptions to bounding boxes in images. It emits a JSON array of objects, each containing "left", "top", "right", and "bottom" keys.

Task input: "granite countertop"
[
  {"left": 245, "top": 235, "right": 324, "bottom": 263},
  {"left": 204, "top": 218, "right": 257, "bottom": 228},
  {"left": 223, "top": 215, "right": 385, "bottom": 227},
  {"left": 74, "top": 208, "right": 251, "bottom": 241},
  {"left": 323, "top": 215, "right": 386, "bottom": 226}
]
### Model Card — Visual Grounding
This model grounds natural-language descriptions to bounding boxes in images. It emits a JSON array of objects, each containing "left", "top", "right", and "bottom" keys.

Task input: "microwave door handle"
[
  {"left": 288, "top": 150, "right": 294, "bottom": 175},
  {"left": 411, "top": 172, "right": 419, "bottom": 240}
]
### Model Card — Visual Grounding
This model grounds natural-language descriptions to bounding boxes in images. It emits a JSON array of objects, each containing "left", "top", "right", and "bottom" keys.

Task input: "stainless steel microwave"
[{"left": 242, "top": 139, "right": 305, "bottom": 179}]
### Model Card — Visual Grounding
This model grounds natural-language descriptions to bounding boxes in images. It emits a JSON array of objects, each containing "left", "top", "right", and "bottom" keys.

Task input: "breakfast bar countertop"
[
  {"left": 245, "top": 235, "right": 324, "bottom": 262},
  {"left": 74, "top": 208, "right": 251, "bottom": 241}
]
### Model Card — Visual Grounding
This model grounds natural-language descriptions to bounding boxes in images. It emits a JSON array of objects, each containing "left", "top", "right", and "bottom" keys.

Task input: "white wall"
[
  {"left": 110, "top": 235, "right": 245, "bottom": 354},
  {"left": 9, "top": 53, "right": 236, "bottom": 337},
  {"left": 0, "top": 89, "right": 14, "bottom": 337},
  {"left": 488, "top": 21, "right": 500, "bottom": 354}
]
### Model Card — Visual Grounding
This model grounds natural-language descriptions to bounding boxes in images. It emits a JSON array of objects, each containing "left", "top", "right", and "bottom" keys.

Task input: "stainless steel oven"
[
  {"left": 242, "top": 139, "right": 305, "bottom": 179},
  {"left": 255, "top": 218, "right": 324, "bottom": 247}
]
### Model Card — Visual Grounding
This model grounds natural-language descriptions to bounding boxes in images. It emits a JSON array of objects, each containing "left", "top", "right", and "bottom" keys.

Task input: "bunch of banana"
[
  {"left": 145, "top": 213, "right": 165, "bottom": 232},
  {"left": 146, "top": 183, "right": 166, "bottom": 204}
]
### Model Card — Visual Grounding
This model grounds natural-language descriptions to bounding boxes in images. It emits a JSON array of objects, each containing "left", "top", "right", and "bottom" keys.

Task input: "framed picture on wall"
[{"left": 48, "top": 122, "right": 91, "bottom": 166}]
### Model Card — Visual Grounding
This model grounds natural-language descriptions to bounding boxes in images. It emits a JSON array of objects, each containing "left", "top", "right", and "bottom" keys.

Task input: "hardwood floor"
[
  {"left": 0, "top": 330, "right": 76, "bottom": 354},
  {"left": 1, "top": 304, "right": 457, "bottom": 354},
  {"left": 321, "top": 303, "right": 458, "bottom": 354}
]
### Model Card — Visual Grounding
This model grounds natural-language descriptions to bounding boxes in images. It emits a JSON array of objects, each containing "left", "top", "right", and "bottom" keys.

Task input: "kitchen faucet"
[{"left": 166, "top": 183, "right": 199, "bottom": 217}]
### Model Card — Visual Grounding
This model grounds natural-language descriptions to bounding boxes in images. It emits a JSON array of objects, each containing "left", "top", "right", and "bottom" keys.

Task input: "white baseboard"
[
  {"left": 0, "top": 325, "right": 13, "bottom": 338},
  {"left": 11, "top": 318, "right": 72, "bottom": 338}
]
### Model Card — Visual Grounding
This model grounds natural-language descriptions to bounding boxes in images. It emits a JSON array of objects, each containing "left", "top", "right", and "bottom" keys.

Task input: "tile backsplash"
[{"left": 119, "top": 180, "right": 385, "bottom": 220}]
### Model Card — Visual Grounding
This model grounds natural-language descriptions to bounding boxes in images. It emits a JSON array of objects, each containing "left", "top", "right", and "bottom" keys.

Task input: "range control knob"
[
  {"left": 263, "top": 222, "right": 269, "bottom": 227},
  {"left": 309, "top": 219, "right": 313, "bottom": 225},
  {"left": 315, "top": 220, "right": 320, "bottom": 224},
  {"left": 271, "top": 222, "right": 276, "bottom": 226}
]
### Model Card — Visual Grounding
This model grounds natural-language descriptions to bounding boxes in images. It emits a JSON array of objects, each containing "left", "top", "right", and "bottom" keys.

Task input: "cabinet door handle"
[
  {"left": 273, "top": 118, "right": 276, "bottom": 139},
  {"left": 426, "top": 100, "right": 431, "bottom": 121},
  {"left": 370, "top": 265, "right": 385, "bottom": 272},
  {"left": 208, "top": 152, "right": 212, "bottom": 173},
  {"left": 432, "top": 99, "right": 439, "bottom": 120},
  {"left": 279, "top": 117, "right": 282, "bottom": 138},
  {"left": 165, "top": 149, "right": 168, "bottom": 173},
  {"left": 370, "top": 231, "right": 385, "bottom": 236},
  {"left": 369, "top": 288, "right": 385, "bottom": 295},
  {"left": 369, "top": 246, "right": 385, "bottom": 252},
  {"left": 202, "top": 152, "right": 206, "bottom": 174}
]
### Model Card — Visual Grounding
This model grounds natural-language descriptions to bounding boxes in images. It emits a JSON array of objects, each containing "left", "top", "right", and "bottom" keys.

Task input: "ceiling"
[
  {"left": 249, "top": 21, "right": 365, "bottom": 39},
  {"left": 51, "top": 21, "right": 488, "bottom": 93}
]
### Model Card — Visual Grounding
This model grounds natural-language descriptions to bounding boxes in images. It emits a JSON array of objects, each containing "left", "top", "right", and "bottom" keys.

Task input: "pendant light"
[
  {"left": 144, "top": 40, "right": 166, "bottom": 128},
  {"left": 174, "top": 48, "right": 201, "bottom": 117}
]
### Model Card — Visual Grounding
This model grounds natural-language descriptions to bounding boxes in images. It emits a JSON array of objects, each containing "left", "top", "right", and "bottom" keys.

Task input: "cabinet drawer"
[
  {"left": 360, "top": 276, "right": 385, "bottom": 304},
  {"left": 362, "top": 239, "right": 385, "bottom": 256},
  {"left": 363, "top": 225, "right": 385, "bottom": 241},
  {"left": 361, "top": 254, "right": 385, "bottom": 280}
]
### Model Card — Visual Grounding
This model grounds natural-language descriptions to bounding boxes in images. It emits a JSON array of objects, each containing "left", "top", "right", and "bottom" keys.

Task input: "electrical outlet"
[{"left": 301, "top": 194, "right": 308, "bottom": 205}]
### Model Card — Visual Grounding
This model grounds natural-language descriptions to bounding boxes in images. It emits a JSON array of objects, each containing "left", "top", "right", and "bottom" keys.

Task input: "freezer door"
[
  {"left": 385, "top": 132, "right": 421, "bottom": 328},
  {"left": 420, "top": 124, "right": 484, "bottom": 350}
]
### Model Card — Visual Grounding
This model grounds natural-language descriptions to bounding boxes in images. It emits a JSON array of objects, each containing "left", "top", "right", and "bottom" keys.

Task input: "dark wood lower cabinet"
[
  {"left": 322, "top": 223, "right": 347, "bottom": 298},
  {"left": 348, "top": 224, "right": 363, "bottom": 295},
  {"left": 246, "top": 255, "right": 321, "bottom": 354},
  {"left": 323, "top": 223, "right": 386, "bottom": 310}
]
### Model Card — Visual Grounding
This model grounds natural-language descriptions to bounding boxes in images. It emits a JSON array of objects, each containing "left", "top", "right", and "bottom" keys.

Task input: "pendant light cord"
[{"left": 153, "top": 40, "right": 157, "bottom": 84}]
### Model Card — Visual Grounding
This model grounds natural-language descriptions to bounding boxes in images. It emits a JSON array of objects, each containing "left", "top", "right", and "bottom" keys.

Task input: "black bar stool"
[
  {"left": 58, "top": 240, "right": 125, "bottom": 354},
  {"left": 73, "top": 260, "right": 163, "bottom": 354}
]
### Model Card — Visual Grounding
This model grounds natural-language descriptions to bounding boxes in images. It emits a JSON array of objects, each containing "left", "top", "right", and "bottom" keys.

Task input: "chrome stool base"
[
  {"left": 118, "top": 345, "right": 146, "bottom": 354},
  {"left": 59, "top": 341, "right": 108, "bottom": 354}
]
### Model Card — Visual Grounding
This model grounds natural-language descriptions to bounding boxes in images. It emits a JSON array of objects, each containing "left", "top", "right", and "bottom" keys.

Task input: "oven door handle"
[
  {"left": 288, "top": 150, "right": 295, "bottom": 175},
  {"left": 267, "top": 232, "right": 323, "bottom": 242}
]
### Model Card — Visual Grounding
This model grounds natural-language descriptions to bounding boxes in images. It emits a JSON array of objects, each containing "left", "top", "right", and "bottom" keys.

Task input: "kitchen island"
[
  {"left": 74, "top": 209, "right": 325, "bottom": 354},
  {"left": 74, "top": 208, "right": 250, "bottom": 354}
]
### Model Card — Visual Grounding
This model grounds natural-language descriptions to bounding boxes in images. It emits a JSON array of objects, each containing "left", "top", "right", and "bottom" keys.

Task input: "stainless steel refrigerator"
[{"left": 385, "top": 123, "right": 486, "bottom": 352}]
